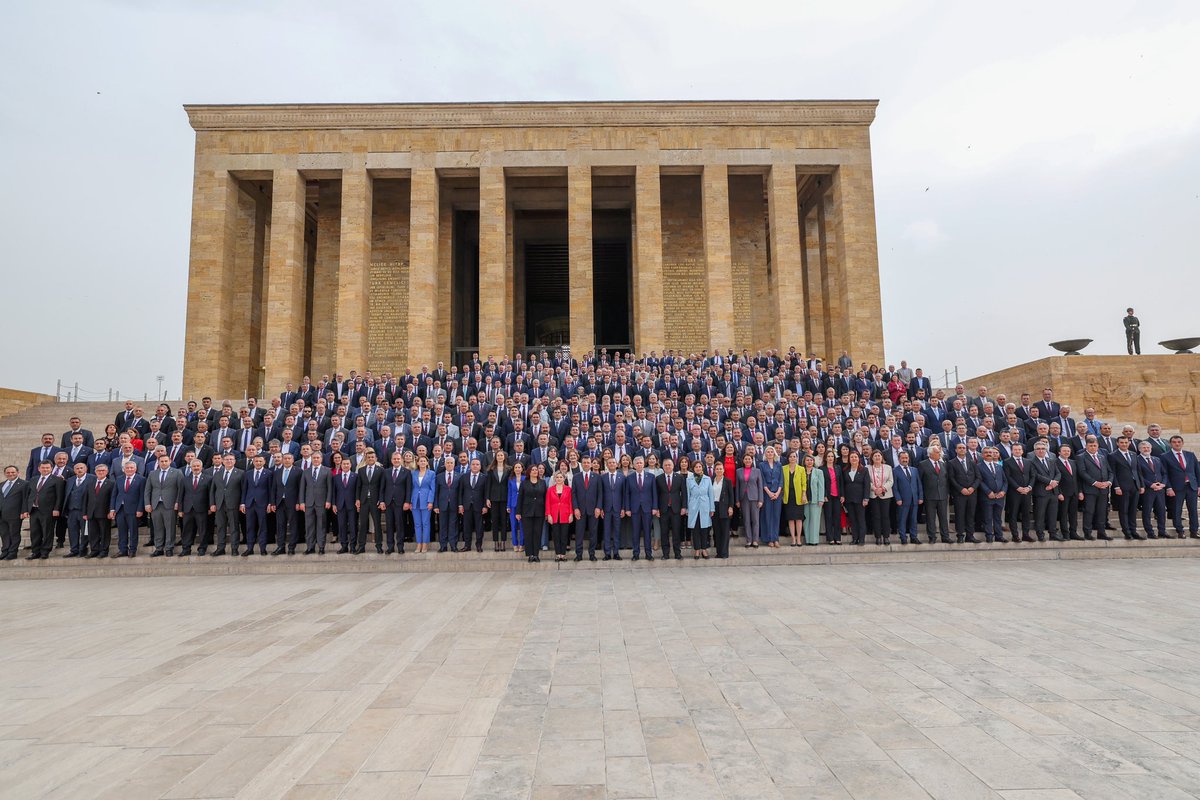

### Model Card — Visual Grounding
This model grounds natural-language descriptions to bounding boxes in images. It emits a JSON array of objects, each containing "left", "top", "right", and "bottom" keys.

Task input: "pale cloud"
[{"left": 901, "top": 218, "right": 947, "bottom": 249}]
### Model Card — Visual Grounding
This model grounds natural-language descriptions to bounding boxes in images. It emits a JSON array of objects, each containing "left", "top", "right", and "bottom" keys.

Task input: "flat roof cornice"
[{"left": 184, "top": 100, "right": 878, "bottom": 131}]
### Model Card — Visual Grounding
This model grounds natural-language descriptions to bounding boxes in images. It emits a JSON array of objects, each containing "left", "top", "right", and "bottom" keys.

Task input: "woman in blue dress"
[
  {"left": 758, "top": 445, "right": 784, "bottom": 547},
  {"left": 409, "top": 454, "right": 436, "bottom": 553},
  {"left": 507, "top": 461, "right": 524, "bottom": 552}
]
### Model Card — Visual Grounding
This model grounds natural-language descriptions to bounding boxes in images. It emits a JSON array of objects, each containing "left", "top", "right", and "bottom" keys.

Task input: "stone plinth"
[{"left": 963, "top": 354, "right": 1200, "bottom": 432}]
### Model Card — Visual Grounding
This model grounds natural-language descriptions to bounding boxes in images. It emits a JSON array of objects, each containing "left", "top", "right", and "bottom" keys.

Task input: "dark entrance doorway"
[
  {"left": 594, "top": 209, "right": 632, "bottom": 353},
  {"left": 450, "top": 210, "right": 479, "bottom": 367}
]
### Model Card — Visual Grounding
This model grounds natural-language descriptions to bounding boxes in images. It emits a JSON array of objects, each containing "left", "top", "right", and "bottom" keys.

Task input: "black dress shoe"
[
  {"left": 304, "top": 547, "right": 315, "bottom": 555},
  {"left": 318, "top": 548, "right": 325, "bottom": 554},
  {"left": 150, "top": 550, "right": 163, "bottom": 558},
  {"left": 397, "top": 548, "right": 405, "bottom": 554},
  {"left": 241, "top": 550, "right": 252, "bottom": 557},
  {"left": 574, "top": 555, "right": 582, "bottom": 562},
  {"left": 475, "top": 545, "right": 483, "bottom": 552},
  {"left": 602, "top": 554, "right": 612, "bottom": 561},
  {"left": 1131, "top": 533, "right": 1144, "bottom": 540},
  {"left": 25, "top": 554, "right": 38, "bottom": 560},
  {"left": 64, "top": 553, "right": 78, "bottom": 559},
  {"left": 1070, "top": 534, "right": 1085, "bottom": 540},
  {"left": 613, "top": 553, "right": 621, "bottom": 560},
  {"left": 532, "top": 556, "right": 540, "bottom": 562},
  {"left": 181, "top": 549, "right": 191, "bottom": 557},
  {"left": 39, "top": 554, "right": 48, "bottom": 559},
  {"left": 589, "top": 555, "right": 597, "bottom": 562},
  {"left": 646, "top": 554, "right": 654, "bottom": 561},
  {"left": 212, "top": 549, "right": 224, "bottom": 557},
  {"left": 1098, "top": 533, "right": 1112, "bottom": 541},
  {"left": 286, "top": 549, "right": 295, "bottom": 555},
  {"left": 631, "top": 554, "right": 640, "bottom": 561},
  {"left": 966, "top": 536, "right": 980, "bottom": 544},
  {"left": 337, "top": 547, "right": 349, "bottom": 554}
]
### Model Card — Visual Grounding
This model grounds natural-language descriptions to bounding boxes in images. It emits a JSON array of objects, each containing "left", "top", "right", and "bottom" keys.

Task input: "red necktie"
[
  {"left": 125, "top": 477, "right": 131, "bottom": 491},
  {"left": 1179, "top": 453, "right": 1186, "bottom": 469},
  {"left": 934, "top": 462, "right": 940, "bottom": 474},
  {"left": 193, "top": 476, "right": 199, "bottom": 489}
]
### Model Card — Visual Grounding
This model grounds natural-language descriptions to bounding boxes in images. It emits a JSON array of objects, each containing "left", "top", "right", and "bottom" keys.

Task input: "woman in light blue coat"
[
  {"left": 409, "top": 455, "right": 436, "bottom": 552},
  {"left": 758, "top": 446, "right": 784, "bottom": 547},
  {"left": 686, "top": 460, "right": 715, "bottom": 559},
  {"left": 802, "top": 454, "right": 826, "bottom": 546}
]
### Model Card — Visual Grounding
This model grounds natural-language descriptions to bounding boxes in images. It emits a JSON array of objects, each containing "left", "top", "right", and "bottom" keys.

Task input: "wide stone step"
[{"left": 2, "top": 537, "right": 1196, "bottom": 580}]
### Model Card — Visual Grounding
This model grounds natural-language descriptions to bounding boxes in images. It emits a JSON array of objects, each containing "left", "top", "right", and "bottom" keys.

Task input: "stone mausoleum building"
[{"left": 182, "top": 100, "right": 884, "bottom": 398}]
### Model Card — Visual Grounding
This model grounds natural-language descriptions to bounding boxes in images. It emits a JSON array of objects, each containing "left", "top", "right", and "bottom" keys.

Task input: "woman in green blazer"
[{"left": 802, "top": 454, "right": 826, "bottom": 545}]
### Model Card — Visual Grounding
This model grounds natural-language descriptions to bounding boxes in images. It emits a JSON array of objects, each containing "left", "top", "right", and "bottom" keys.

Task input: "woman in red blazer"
[{"left": 545, "top": 471, "right": 574, "bottom": 561}]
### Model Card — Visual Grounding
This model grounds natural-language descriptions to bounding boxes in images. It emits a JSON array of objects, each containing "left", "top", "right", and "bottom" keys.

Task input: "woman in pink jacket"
[{"left": 545, "top": 471, "right": 575, "bottom": 561}]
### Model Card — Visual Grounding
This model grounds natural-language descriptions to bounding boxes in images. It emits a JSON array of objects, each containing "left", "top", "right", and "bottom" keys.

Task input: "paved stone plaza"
[{"left": 3, "top": 561, "right": 1200, "bottom": 799}]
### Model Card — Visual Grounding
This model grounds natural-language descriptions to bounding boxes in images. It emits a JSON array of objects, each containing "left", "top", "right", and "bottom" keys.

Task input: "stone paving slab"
[{"left": 4, "top": 561, "right": 1200, "bottom": 798}]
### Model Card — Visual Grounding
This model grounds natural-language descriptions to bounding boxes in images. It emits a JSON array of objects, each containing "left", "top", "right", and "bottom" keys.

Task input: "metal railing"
[{"left": 55, "top": 379, "right": 170, "bottom": 404}]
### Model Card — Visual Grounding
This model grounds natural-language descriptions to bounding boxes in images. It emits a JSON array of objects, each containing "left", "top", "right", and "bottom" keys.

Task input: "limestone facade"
[
  {"left": 182, "top": 101, "right": 884, "bottom": 399},
  {"left": 963, "top": 355, "right": 1200, "bottom": 433}
]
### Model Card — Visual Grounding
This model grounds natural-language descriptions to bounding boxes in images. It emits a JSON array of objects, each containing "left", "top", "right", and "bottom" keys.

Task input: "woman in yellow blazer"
[{"left": 781, "top": 449, "right": 808, "bottom": 547}]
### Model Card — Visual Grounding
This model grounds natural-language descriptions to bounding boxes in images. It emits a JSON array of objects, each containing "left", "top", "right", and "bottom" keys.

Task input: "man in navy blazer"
[
  {"left": 110, "top": 460, "right": 145, "bottom": 557},
  {"left": 1162, "top": 435, "right": 1200, "bottom": 537},
  {"left": 26, "top": 433, "right": 65, "bottom": 480},
  {"left": 598, "top": 457, "right": 626, "bottom": 560},
  {"left": 625, "top": 456, "right": 658, "bottom": 560},
  {"left": 240, "top": 454, "right": 273, "bottom": 556},
  {"left": 269, "top": 453, "right": 302, "bottom": 555},
  {"left": 907, "top": 370, "right": 932, "bottom": 400},
  {"left": 571, "top": 455, "right": 601, "bottom": 561},
  {"left": 331, "top": 465, "right": 359, "bottom": 553},
  {"left": 1107, "top": 437, "right": 1144, "bottom": 540},
  {"left": 977, "top": 447, "right": 1008, "bottom": 543},
  {"left": 892, "top": 451, "right": 923, "bottom": 544},
  {"left": 1077, "top": 438, "right": 1114, "bottom": 540},
  {"left": 1136, "top": 441, "right": 1168, "bottom": 538},
  {"left": 434, "top": 455, "right": 461, "bottom": 552}
]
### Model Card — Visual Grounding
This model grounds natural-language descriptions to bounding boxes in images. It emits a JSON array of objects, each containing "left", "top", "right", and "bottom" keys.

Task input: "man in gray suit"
[
  {"left": 209, "top": 453, "right": 243, "bottom": 556},
  {"left": 299, "top": 451, "right": 333, "bottom": 554},
  {"left": 142, "top": 453, "right": 183, "bottom": 556},
  {"left": 917, "top": 443, "right": 951, "bottom": 543}
]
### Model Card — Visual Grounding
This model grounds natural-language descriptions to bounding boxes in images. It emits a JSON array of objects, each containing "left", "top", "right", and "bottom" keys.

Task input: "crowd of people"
[{"left": 2, "top": 347, "right": 1198, "bottom": 565}]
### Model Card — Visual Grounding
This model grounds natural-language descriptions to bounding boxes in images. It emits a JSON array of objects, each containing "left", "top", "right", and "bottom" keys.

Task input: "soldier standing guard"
[{"left": 1123, "top": 308, "right": 1141, "bottom": 355}]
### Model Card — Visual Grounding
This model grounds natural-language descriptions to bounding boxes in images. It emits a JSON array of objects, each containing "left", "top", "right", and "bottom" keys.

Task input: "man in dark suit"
[
  {"left": 240, "top": 454, "right": 272, "bottom": 556},
  {"left": 978, "top": 448, "right": 1008, "bottom": 543},
  {"left": 907, "top": 369, "right": 932, "bottom": 400},
  {"left": 892, "top": 451, "right": 923, "bottom": 544},
  {"left": 381, "top": 454, "right": 412, "bottom": 555},
  {"left": 1003, "top": 443, "right": 1035, "bottom": 543},
  {"left": 1162, "top": 436, "right": 1200, "bottom": 538},
  {"left": 355, "top": 451, "right": 386, "bottom": 553},
  {"left": 269, "top": 453, "right": 302, "bottom": 555},
  {"left": 571, "top": 455, "right": 601, "bottom": 561},
  {"left": 62, "top": 463, "right": 95, "bottom": 557},
  {"left": 178, "top": 460, "right": 212, "bottom": 556},
  {"left": 1077, "top": 438, "right": 1113, "bottom": 540},
  {"left": 61, "top": 418, "right": 95, "bottom": 449},
  {"left": 627, "top": 456, "right": 659, "bottom": 560},
  {"left": 331, "top": 465, "right": 358, "bottom": 553},
  {"left": 434, "top": 456, "right": 461, "bottom": 552},
  {"left": 1034, "top": 390, "right": 1060, "bottom": 422},
  {"left": 0, "top": 466, "right": 28, "bottom": 560},
  {"left": 299, "top": 452, "right": 333, "bottom": 554},
  {"left": 947, "top": 443, "right": 980, "bottom": 543},
  {"left": 25, "top": 460, "right": 63, "bottom": 559},
  {"left": 26, "top": 433, "right": 65, "bottom": 480},
  {"left": 599, "top": 457, "right": 626, "bottom": 560},
  {"left": 110, "top": 460, "right": 144, "bottom": 557},
  {"left": 1108, "top": 436, "right": 1144, "bottom": 540},
  {"left": 1030, "top": 441, "right": 1061, "bottom": 541},
  {"left": 210, "top": 453, "right": 243, "bottom": 555},
  {"left": 84, "top": 463, "right": 116, "bottom": 558},
  {"left": 1055, "top": 445, "right": 1082, "bottom": 540},
  {"left": 1137, "top": 441, "right": 1168, "bottom": 539},
  {"left": 457, "top": 458, "right": 487, "bottom": 552},
  {"left": 655, "top": 459, "right": 686, "bottom": 559},
  {"left": 917, "top": 445, "right": 950, "bottom": 543}
]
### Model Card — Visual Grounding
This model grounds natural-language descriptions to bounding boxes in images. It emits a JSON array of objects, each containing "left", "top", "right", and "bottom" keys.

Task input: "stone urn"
[
  {"left": 1159, "top": 337, "right": 1200, "bottom": 354},
  {"left": 1049, "top": 338, "right": 1092, "bottom": 356}
]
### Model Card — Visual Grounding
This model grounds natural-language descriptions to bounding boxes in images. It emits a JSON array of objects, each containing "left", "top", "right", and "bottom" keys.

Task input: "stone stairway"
[{"left": 0, "top": 400, "right": 178, "bottom": 472}]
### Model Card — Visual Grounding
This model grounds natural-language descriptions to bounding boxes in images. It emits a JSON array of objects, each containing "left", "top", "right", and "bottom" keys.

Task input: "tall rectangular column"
[
  {"left": 802, "top": 206, "right": 827, "bottom": 360},
  {"left": 334, "top": 166, "right": 372, "bottom": 376},
  {"left": 263, "top": 169, "right": 308, "bottom": 396},
  {"left": 766, "top": 164, "right": 806, "bottom": 354},
  {"left": 568, "top": 165, "right": 594, "bottom": 357},
  {"left": 182, "top": 169, "right": 238, "bottom": 399},
  {"left": 478, "top": 166, "right": 511, "bottom": 358},
  {"left": 633, "top": 164, "right": 665, "bottom": 355},
  {"left": 407, "top": 168, "right": 440, "bottom": 369},
  {"left": 310, "top": 181, "right": 341, "bottom": 378},
  {"left": 830, "top": 164, "right": 884, "bottom": 366},
  {"left": 702, "top": 164, "right": 735, "bottom": 354}
]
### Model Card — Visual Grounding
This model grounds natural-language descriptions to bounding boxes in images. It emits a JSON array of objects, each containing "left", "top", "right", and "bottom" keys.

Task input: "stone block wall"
[
  {"left": 660, "top": 175, "right": 708, "bottom": 355},
  {"left": 368, "top": 179, "right": 411, "bottom": 372}
]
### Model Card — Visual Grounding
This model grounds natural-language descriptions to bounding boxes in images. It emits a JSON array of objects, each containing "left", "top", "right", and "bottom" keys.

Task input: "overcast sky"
[{"left": 2, "top": 0, "right": 1197, "bottom": 399}]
